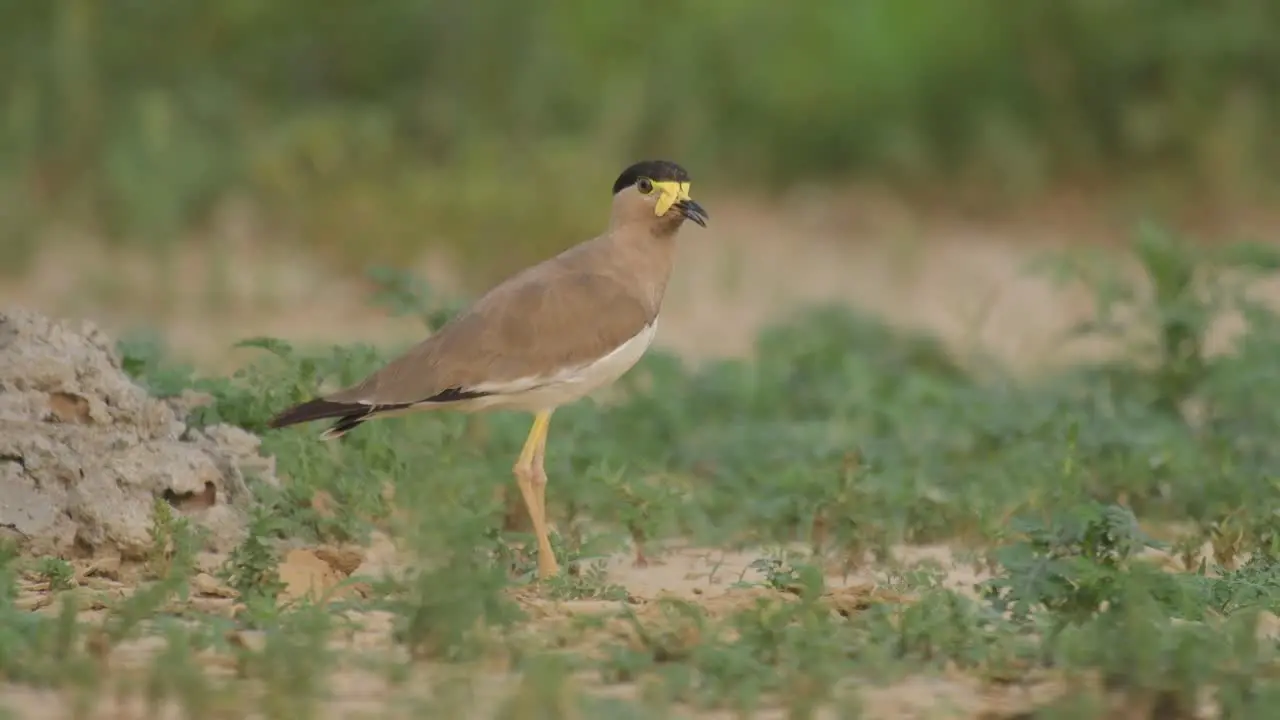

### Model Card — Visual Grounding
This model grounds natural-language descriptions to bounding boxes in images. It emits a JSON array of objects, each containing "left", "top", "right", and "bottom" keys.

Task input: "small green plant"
[
  {"left": 31, "top": 557, "right": 75, "bottom": 593},
  {"left": 1043, "top": 224, "right": 1280, "bottom": 419},
  {"left": 1204, "top": 552, "right": 1280, "bottom": 616},
  {"left": 144, "top": 623, "right": 226, "bottom": 719},
  {"left": 745, "top": 553, "right": 825, "bottom": 597},
  {"left": 233, "top": 603, "right": 336, "bottom": 719},
  {"left": 222, "top": 508, "right": 286, "bottom": 604},
  {"left": 888, "top": 588, "right": 1024, "bottom": 672},
  {"left": 542, "top": 559, "right": 629, "bottom": 602},
  {"left": 979, "top": 503, "right": 1170, "bottom": 628},
  {"left": 0, "top": 545, "right": 99, "bottom": 690},
  {"left": 146, "top": 497, "right": 200, "bottom": 581}
]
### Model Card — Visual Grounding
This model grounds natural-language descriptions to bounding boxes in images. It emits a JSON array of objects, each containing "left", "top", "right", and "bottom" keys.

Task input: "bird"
[{"left": 265, "top": 160, "right": 708, "bottom": 580}]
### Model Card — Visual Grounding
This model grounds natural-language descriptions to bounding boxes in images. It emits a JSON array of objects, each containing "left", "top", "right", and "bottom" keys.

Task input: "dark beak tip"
[{"left": 677, "top": 199, "right": 709, "bottom": 228}]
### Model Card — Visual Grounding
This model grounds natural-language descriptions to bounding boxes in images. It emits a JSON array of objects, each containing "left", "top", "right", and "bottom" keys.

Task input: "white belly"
[{"left": 462, "top": 321, "right": 657, "bottom": 413}]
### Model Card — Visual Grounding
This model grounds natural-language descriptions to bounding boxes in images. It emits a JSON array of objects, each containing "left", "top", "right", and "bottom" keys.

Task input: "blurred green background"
[{"left": 3, "top": 0, "right": 1279, "bottom": 281}]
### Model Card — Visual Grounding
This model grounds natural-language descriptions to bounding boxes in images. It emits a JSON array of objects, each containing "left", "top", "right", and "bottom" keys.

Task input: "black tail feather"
[
  {"left": 267, "top": 398, "right": 367, "bottom": 430},
  {"left": 325, "top": 413, "right": 369, "bottom": 437},
  {"left": 268, "top": 397, "right": 422, "bottom": 438}
]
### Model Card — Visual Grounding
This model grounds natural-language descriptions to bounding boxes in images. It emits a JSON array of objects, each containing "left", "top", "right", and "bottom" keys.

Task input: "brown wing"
[{"left": 327, "top": 252, "right": 655, "bottom": 406}]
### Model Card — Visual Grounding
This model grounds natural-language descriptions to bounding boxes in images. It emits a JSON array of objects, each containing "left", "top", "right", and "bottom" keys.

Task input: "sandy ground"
[
  {"left": 1, "top": 540, "right": 1062, "bottom": 720},
  {"left": 0, "top": 192, "right": 1127, "bottom": 374},
  {"left": 8, "top": 190, "right": 1277, "bottom": 379},
  {"left": 6, "top": 535, "right": 1237, "bottom": 718}
]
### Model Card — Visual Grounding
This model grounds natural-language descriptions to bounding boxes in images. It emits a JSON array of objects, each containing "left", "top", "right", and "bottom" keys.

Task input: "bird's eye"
[{"left": 636, "top": 177, "right": 654, "bottom": 195}]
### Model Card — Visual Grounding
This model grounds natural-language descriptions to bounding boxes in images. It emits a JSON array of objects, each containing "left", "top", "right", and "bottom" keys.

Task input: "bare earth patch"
[
  {"left": 0, "top": 542, "right": 1054, "bottom": 720},
  {"left": 0, "top": 198, "right": 1133, "bottom": 374}
]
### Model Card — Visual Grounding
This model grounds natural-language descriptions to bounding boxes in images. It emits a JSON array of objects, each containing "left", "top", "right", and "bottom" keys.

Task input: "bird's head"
[{"left": 610, "top": 160, "right": 709, "bottom": 232}]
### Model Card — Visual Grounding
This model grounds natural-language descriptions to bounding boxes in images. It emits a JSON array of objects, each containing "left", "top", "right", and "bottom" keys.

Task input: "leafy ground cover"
[{"left": 6, "top": 226, "right": 1280, "bottom": 718}]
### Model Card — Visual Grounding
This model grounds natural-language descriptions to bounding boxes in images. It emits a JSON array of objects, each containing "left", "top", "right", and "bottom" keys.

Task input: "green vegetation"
[
  {"left": 4, "top": 226, "right": 1280, "bottom": 716},
  {"left": 4, "top": 1, "right": 1280, "bottom": 277}
]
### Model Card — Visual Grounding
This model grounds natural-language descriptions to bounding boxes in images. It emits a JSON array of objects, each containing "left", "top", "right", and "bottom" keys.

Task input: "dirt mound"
[{"left": 0, "top": 308, "right": 272, "bottom": 559}]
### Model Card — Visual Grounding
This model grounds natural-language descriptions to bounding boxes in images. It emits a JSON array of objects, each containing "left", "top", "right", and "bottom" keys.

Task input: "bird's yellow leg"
[
  {"left": 513, "top": 410, "right": 558, "bottom": 579},
  {"left": 531, "top": 409, "right": 554, "bottom": 538}
]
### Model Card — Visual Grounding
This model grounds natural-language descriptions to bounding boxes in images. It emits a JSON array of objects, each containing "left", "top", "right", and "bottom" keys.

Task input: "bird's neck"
[{"left": 608, "top": 225, "right": 681, "bottom": 316}]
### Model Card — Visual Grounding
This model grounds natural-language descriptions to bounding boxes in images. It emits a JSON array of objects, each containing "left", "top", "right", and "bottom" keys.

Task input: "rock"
[
  {"left": 314, "top": 545, "right": 366, "bottom": 576},
  {"left": 76, "top": 554, "right": 122, "bottom": 582},
  {"left": 0, "top": 308, "right": 276, "bottom": 560},
  {"left": 0, "top": 310, "right": 182, "bottom": 438},
  {"left": 188, "top": 423, "right": 278, "bottom": 504},
  {"left": 278, "top": 548, "right": 345, "bottom": 603},
  {"left": 348, "top": 530, "right": 408, "bottom": 584},
  {"left": 164, "top": 389, "right": 215, "bottom": 420},
  {"left": 195, "top": 552, "right": 228, "bottom": 575},
  {"left": 191, "top": 572, "right": 238, "bottom": 598}
]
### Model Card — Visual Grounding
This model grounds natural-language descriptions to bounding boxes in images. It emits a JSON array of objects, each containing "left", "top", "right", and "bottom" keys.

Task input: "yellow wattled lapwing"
[{"left": 268, "top": 160, "right": 708, "bottom": 579}]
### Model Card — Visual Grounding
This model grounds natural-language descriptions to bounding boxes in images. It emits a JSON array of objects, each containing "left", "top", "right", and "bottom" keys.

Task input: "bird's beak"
[
  {"left": 674, "top": 198, "right": 709, "bottom": 227},
  {"left": 653, "top": 181, "right": 709, "bottom": 228}
]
